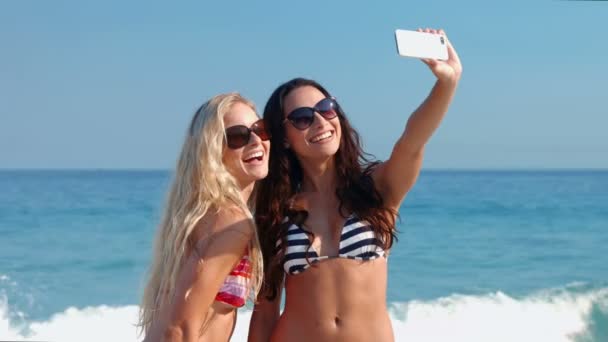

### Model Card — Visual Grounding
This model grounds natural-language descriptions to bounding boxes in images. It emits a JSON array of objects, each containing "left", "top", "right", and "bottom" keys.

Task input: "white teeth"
[
  {"left": 310, "top": 131, "right": 332, "bottom": 143},
  {"left": 243, "top": 151, "right": 263, "bottom": 161}
]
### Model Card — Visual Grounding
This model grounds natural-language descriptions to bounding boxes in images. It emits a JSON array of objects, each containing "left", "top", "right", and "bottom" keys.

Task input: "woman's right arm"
[
  {"left": 162, "top": 209, "right": 252, "bottom": 341},
  {"left": 248, "top": 291, "right": 282, "bottom": 342}
]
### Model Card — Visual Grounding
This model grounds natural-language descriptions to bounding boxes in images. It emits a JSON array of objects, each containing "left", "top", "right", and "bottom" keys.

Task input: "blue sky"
[{"left": 1, "top": 1, "right": 606, "bottom": 169}]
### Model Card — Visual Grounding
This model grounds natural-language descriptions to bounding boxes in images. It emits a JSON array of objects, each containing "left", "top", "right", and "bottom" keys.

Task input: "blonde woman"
[{"left": 138, "top": 93, "right": 270, "bottom": 341}]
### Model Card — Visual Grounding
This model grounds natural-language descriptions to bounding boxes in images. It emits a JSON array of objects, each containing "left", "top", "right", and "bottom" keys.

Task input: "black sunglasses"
[
  {"left": 283, "top": 97, "right": 339, "bottom": 130},
  {"left": 225, "top": 119, "right": 270, "bottom": 149}
]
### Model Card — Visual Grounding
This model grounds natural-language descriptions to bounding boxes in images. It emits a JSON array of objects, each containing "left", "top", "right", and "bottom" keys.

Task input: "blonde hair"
[{"left": 137, "top": 93, "right": 263, "bottom": 336}]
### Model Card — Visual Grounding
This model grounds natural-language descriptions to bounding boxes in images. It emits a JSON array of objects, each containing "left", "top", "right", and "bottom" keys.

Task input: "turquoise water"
[{"left": 1, "top": 170, "right": 607, "bottom": 341}]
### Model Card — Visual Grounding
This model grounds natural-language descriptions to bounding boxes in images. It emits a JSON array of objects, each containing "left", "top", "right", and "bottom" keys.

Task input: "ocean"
[{"left": 1, "top": 170, "right": 607, "bottom": 341}]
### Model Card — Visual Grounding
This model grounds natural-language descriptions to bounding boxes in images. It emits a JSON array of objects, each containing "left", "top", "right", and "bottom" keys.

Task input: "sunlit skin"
[
  {"left": 144, "top": 102, "right": 270, "bottom": 342},
  {"left": 249, "top": 28, "right": 462, "bottom": 342}
]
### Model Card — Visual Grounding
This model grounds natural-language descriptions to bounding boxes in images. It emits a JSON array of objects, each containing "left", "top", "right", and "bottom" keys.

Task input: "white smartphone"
[{"left": 394, "top": 29, "right": 448, "bottom": 60}]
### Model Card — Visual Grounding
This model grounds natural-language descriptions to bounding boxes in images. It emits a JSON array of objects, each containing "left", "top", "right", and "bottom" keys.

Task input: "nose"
[
  {"left": 248, "top": 130, "right": 263, "bottom": 145},
  {"left": 312, "top": 112, "right": 329, "bottom": 128}
]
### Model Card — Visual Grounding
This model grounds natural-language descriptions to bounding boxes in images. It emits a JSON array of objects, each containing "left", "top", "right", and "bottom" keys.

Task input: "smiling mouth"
[
  {"left": 309, "top": 131, "right": 333, "bottom": 143},
  {"left": 243, "top": 150, "right": 264, "bottom": 163}
]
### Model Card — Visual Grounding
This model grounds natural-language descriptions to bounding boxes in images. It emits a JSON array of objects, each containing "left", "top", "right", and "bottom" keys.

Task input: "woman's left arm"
[{"left": 373, "top": 28, "right": 463, "bottom": 210}]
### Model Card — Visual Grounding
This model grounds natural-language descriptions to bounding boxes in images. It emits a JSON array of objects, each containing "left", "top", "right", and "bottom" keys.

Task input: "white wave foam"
[
  {"left": 1, "top": 287, "right": 606, "bottom": 341},
  {"left": 390, "top": 287, "right": 608, "bottom": 342},
  {"left": 1, "top": 296, "right": 141, "bottom": 342}
]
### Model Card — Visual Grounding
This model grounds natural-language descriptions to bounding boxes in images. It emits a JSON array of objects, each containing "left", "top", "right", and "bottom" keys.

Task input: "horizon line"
[{"left": 1, "top": 167, "right": 607, "bottom": 172}]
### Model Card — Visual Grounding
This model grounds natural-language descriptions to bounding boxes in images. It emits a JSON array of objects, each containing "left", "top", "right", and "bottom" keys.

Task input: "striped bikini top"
[
  {"left": 277, "top": 214, "right": 387, "bottom": 275},
  {"left": 214, "top": 250, "right": 251, "bottom": 307}
]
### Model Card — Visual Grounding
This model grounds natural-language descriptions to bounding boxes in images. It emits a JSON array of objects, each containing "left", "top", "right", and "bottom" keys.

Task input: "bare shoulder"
[
  {"left": 190, "top": 205, "right": 253, "bottom": 258},
  {"left": 369, "top": 156, "right": 421, "bottom": 211},
  {"left": 369, "top": 161, "right": 385, "bottom": 183},
  {"left": 215, "top": 206, "right": 254, "bottom": 239}
]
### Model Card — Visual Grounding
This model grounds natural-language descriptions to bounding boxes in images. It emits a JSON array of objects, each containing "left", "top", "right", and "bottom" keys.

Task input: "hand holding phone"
[{"left": 394, "top": 29, "right": 448, "bottom": 61}]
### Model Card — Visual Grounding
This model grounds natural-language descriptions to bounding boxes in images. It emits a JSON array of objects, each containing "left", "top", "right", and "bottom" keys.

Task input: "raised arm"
[
  {"left": 373, "top": 28, "right": 463, "bottom": 210},
  {"left": 162, "top": 208, "right": 252, "bottom": 341}
]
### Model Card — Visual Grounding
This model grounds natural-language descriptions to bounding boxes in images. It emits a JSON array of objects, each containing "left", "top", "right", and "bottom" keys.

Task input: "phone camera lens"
[{"left": 440, "top": 37, "right": 445, "bottom": 44}]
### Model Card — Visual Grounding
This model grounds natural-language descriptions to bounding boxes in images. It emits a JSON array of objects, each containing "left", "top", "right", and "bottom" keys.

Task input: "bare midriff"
[{"left": 270, "top": 257, "right": 394, "bottom": 342}]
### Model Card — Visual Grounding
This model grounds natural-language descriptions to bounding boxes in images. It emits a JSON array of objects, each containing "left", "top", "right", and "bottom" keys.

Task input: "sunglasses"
[
  {"left": 283, "top": 97, "right": 339, "bottom": 130},
  {"left": 225, "top": 119, "right": 270, "bottom": 149}
]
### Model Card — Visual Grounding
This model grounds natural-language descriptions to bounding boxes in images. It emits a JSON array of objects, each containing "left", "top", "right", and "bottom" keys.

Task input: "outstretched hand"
[{"left": 418, "top": 28, "right": 463, "bottom": 83}]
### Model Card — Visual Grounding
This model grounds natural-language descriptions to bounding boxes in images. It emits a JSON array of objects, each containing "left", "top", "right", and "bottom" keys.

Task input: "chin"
[
  {"left": 317, "top": 143, "right": 340, "bottom": 157},
  {"left": 247, "top": 169, "right": 268, "bottom": 181}
]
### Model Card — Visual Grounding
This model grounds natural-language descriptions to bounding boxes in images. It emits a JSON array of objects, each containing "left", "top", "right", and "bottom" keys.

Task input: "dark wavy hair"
[{"left": 254, "top": 78, "right": 398, "bottom": 300}]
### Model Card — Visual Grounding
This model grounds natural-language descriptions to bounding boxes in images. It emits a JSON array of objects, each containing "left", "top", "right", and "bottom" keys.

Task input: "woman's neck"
[
  {"left": 239, "top": 180, "right": 255, "bottom": 204},
  {"left": 300, "top": 157, "right": 337, "bottom": 196}
]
